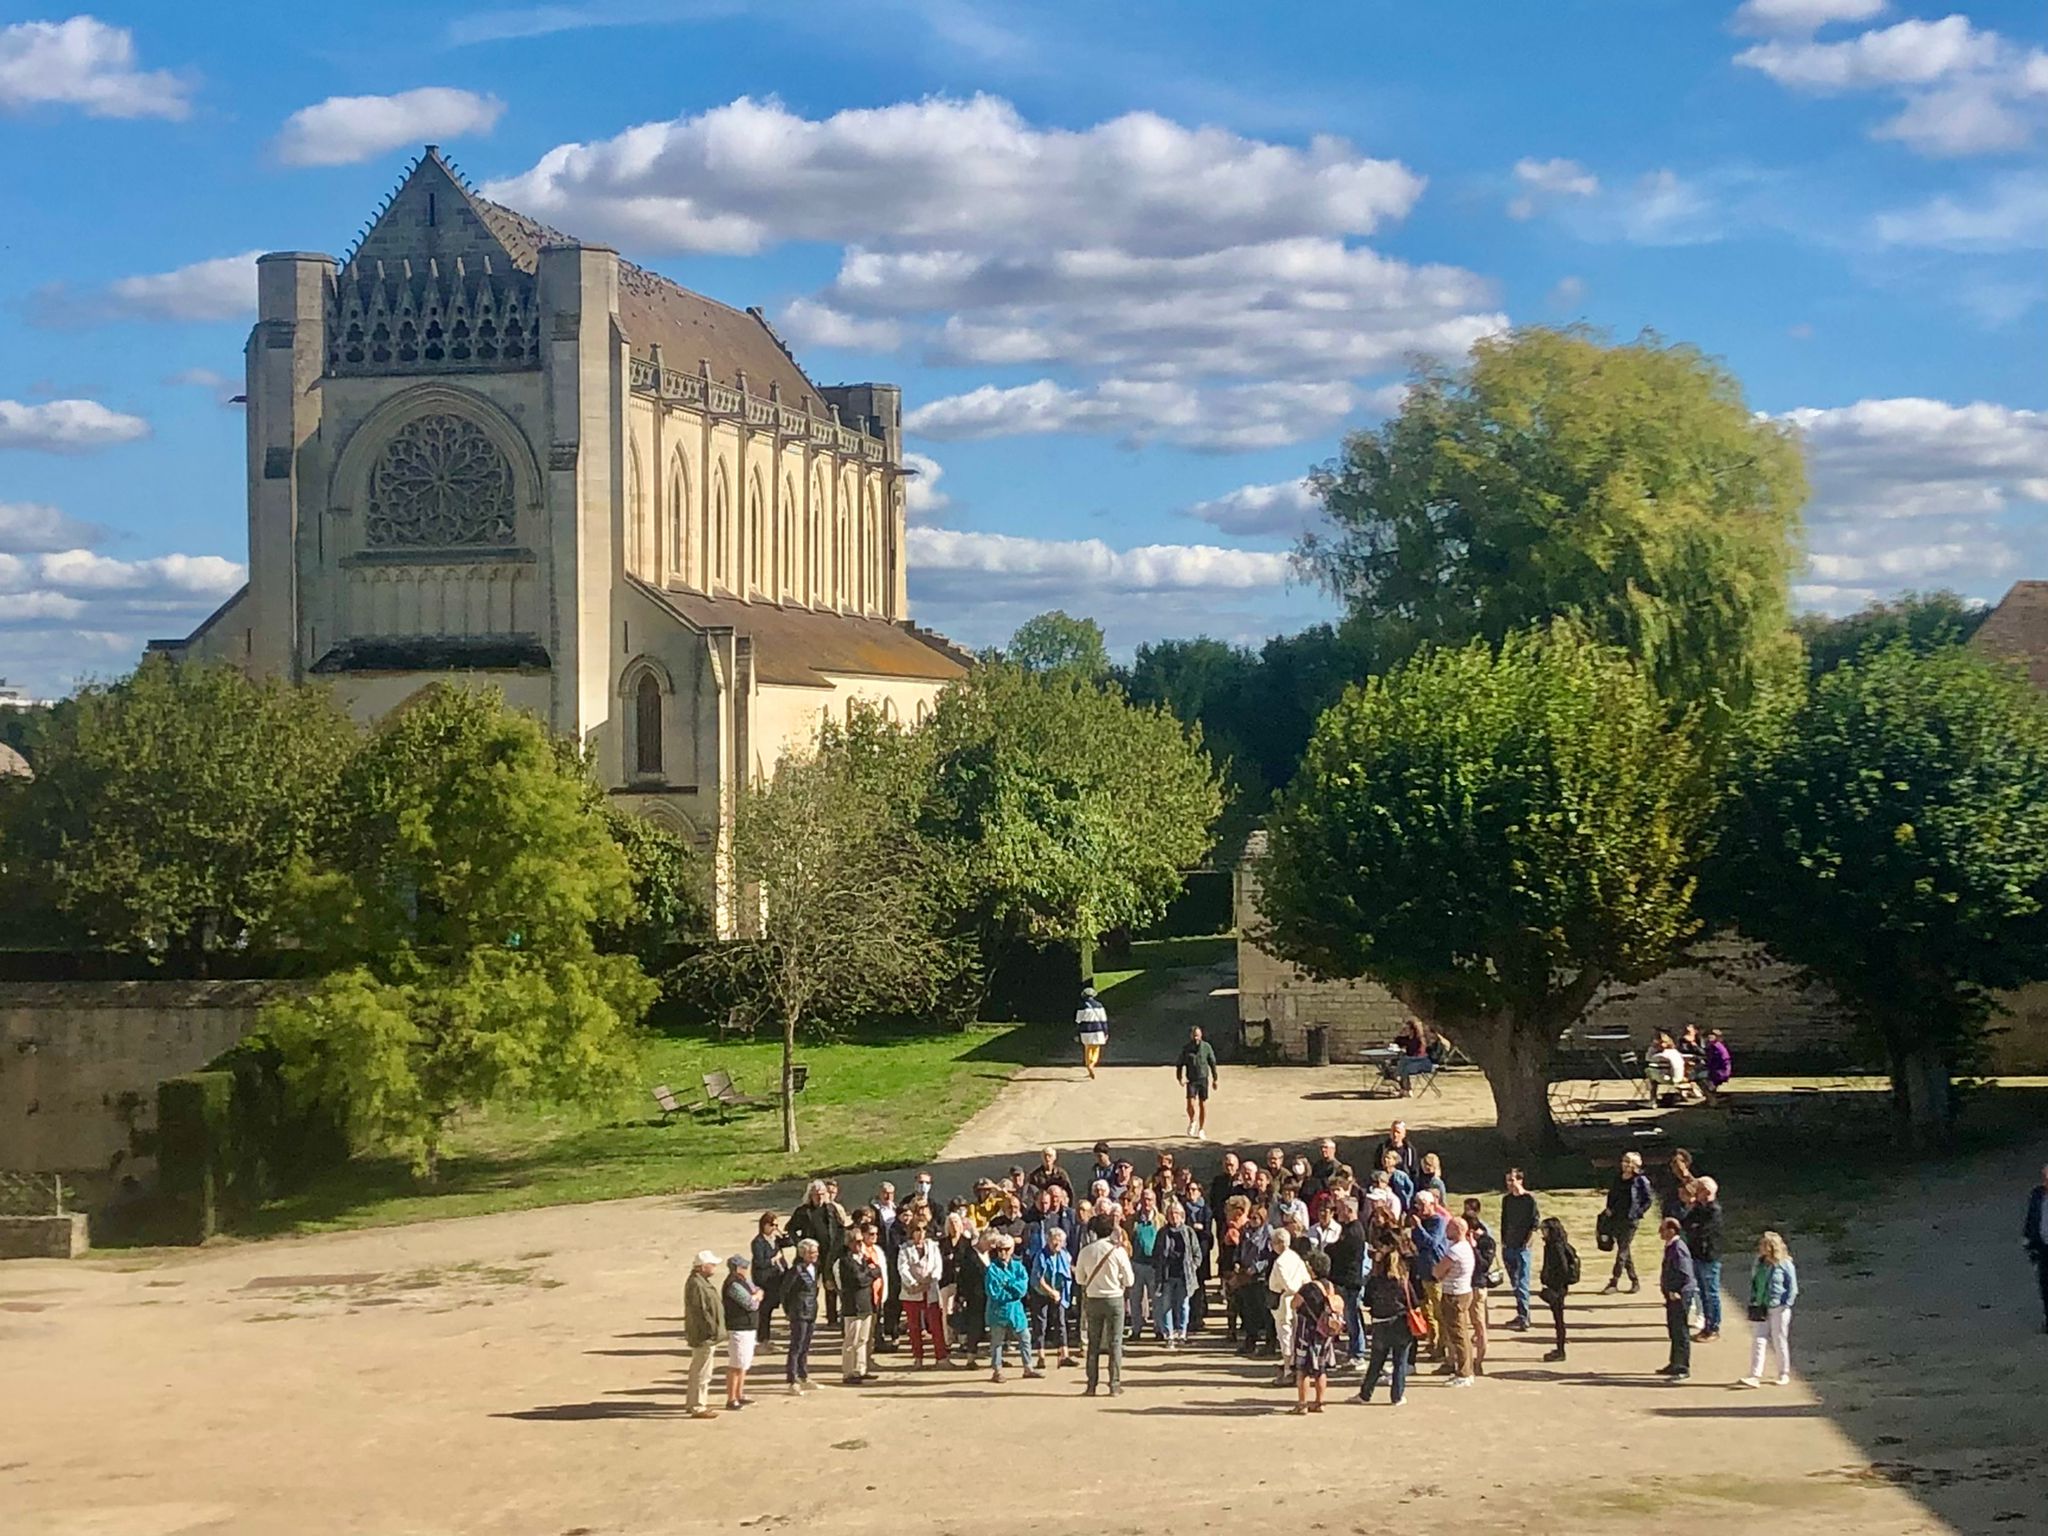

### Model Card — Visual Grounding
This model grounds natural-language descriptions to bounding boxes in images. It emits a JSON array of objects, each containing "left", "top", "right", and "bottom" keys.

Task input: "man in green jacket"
[
  {"left": 1175, "top": 1025, "right": 1221, "bottom": 1140},
  {"left": 683, "top": 1249, "right": 728, "bottom": 1419}
]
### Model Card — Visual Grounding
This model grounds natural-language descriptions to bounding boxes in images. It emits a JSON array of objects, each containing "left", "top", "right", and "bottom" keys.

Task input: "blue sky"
[{"left": 2, "top": 1, "right": 2044, "bottom": 697}]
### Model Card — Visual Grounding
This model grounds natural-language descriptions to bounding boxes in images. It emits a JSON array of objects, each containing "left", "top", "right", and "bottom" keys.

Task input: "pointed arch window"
[
  {"left": 668, "top": 453, "right": 692, "bottom": 589},
  {"left": 634, "top": 672, "right": 663, "bottom": 777},
  {"left": 747, "top": 474, "right": 766, "bottom": 595},
  {"left": 712, "top": 466, "right": 731, "bottom": 592}
]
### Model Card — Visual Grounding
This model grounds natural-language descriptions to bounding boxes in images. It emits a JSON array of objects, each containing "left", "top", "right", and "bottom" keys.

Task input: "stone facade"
[
  {"left": 0, "top": 982, "right": 286, "bottom": 1186},
  {"left": 152, "top": 148, "right": 968, "bottom": 909},
  {"left": 1235, "top": 835, "right": 2048, "bottom": 1072}
]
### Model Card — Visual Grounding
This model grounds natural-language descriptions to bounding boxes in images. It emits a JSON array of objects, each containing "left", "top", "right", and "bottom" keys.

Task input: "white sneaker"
[
  {"left": 1737, "top": 1375, "right": 1761, "bottom": 1388},
  {"left": 1449, "top": 1376, "right": 1474, "bottom": 1387},
  {"left": 1776, "top": 1373, "right": 1790, "bottom": 1386},
  {"left": 1187, "top": 1120, "right": 1197, "bottom": 1137},
  {"left": 1196, "top": 1127, "right": 1207, "bottom": 1140}
]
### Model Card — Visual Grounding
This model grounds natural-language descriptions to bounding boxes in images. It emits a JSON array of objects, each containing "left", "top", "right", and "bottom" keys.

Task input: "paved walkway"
[{"left": 2, "top": 966, "right": 2040, "bottom": 1535}]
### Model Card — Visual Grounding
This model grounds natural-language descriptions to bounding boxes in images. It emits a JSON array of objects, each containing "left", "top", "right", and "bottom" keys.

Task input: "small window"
[{"left": 634, "top": 673, "right": 663, "bottom": 776}]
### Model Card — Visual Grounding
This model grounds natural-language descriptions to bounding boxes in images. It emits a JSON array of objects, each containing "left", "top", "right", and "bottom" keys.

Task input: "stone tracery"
[{"left": 365, "top": 412, "right": 517, "bottom": 547}]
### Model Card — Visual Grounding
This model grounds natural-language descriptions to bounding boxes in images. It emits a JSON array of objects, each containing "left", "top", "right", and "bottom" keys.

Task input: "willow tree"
[
  {"left": 1259, "top": 629, "right": 1709, "bottom": 1151},
  {"left": 1299, "top": 327, "right": 1807, "bottom": 735}
]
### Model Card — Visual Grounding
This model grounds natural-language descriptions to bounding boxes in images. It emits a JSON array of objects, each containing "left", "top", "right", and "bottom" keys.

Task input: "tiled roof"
[
  {"left": 1972, "top": 580, "right": 2048, "bottom": 690},
  {"left": 632, "top": 579, "right": 969, "bottom": 687},
  {"left": 460, "top": 166, "right": 822, "bottom": 406}
]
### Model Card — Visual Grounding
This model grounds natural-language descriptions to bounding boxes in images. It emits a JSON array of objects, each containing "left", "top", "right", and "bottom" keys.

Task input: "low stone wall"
[
  {"left": 0, "top": 1213, "right": 90, "bottom": 1259},
  {"left": 1234, "top": 858, "right": 2048, "bottom": 1073},
  {"left": 0, "top": 981, "right": 289, "bottom": 1190}
]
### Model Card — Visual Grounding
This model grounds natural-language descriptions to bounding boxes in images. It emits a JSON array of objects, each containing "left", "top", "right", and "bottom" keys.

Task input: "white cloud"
[
  {"left": 901, "top": 451, "right": 950, "bottom": 520},
  {"left": 826, "top": 238, "right": 1503, "bottom": 381},
  {"left": 484, "top": 94, "right": 1425, "bottom": 257},
  {"left": 0, "top": 501, "right": 113, "bottom": 552},
  {"left": 0, "top": 398, "right": 149, "bottom": 453},
  {"left": 26, "top": 548, "right": 244, "bottom": 595},
  {"left": 1507, "top": 156, "right": 1599, "bottom": 219},
  {"left": 1782, "top": 397, "right": 2048, "bottom": 521},
  {"left": 1512, "top": 166, "right": 1731, "bottom": 246},
  {"left": 905, "top": 377, "right": 1380, "bottom": 452},
  {"left": 1547, "top": 274, "right": 1589, "bottom": 311},
  {"left": 774, "top": 297, "right": 903, "bottom": 352},
  {"left": 273, "top": 87, "right": 506, "bottom": 168},
  {"left": 1736, "top": 16, "right": 1999, "bottom": 90},
  {"left": 1874, "top": 172, "right": 2048, "bottom": 251},
  {"left": 0, "top": 543, "right": 247, "bottom": 695},
  {"left": 1732, "top": 0, "right": 1886, "bottom": 34},
  {"left": 1781, "top": 397, "right": 2048, "bottom": 607},
  {"left": 1736, "top": 15, "right": 2048, "bottom": 157},
  {"left": 1183, "top": 478, "right": 1320, "bottom": 538},
  {"left": 33, "top": 250, "right": 261, "bottom": 326},
  {"left": 0, "top": 16, "right": 191, "bottom": 119},
  {"left": 909, "top": 526, "right": 1293, "bottom": 598}
]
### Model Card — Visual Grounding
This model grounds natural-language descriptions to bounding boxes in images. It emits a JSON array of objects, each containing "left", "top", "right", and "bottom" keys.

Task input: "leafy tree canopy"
[
  {"left": 920, "top": 663, "right": 1222, "bottom": 948},
  {"left": 0, "top": 658, "right": 356, "bottom": 962},
  {"left": 266, "top": 686, "right": 654, "bottom": 1176},
  {"left": 1712, "top": 643, "right": 2048, "bottom": 1144},
  {"left": 1299, "top": 327, "right": 1807, "bottom": 732},
  {"left": 1793, "top": 590, "right": 1988, "bottom": 677},
  {"left": 1004, "top": 610, "right": 1111, "bottom": 678},
  {"left": 1260, "top": 627, "right": 1709, "bottom": 1149}
]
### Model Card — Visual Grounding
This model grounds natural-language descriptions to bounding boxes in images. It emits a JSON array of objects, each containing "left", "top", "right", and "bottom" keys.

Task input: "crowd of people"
[{"left": 675, "top": 1126, "right": 1808, "bottom": 1419}]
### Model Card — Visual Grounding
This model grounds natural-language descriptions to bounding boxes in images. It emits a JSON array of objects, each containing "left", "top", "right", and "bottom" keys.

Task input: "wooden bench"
[
  {"left": 651, "top": 1083, "right": 691, "bottom": 1124},
  {"left": 700, "top": 1069, "right": 767, "bottom": 1122}
]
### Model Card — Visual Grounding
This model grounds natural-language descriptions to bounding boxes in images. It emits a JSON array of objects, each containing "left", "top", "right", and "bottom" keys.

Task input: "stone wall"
[
  {"left": 1234, "top": 854, "right": 2048, "bottom": 1073},
  {"left": 0, "top": 982, "right": 286, "bottom": 1188}
]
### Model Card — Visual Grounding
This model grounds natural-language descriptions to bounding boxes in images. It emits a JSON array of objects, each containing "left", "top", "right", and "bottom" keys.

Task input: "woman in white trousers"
[{"left": 1739, "top": 1229, "right": 1798, "bottom": 1387}]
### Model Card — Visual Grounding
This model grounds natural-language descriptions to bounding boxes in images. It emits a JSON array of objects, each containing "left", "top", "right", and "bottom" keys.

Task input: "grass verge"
[{"left": 224, "top": 1021, "right": 1055, "bottom": 1239}]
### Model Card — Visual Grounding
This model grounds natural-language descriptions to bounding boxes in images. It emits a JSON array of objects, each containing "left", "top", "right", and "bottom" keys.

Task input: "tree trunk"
[
  {"left": 1459, "top": 1015, "right": 1567, "bottom": 1155},
  {"left": 781, "top": 1011, "right": 800, "bottom": 1156},
  {"left": 1888, "top": 1041, "right": 1952, "bottom": 1152}
]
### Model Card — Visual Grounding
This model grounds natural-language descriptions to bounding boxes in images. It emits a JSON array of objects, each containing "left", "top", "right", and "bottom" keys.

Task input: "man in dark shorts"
[{"left": 1175, "top": 1025, "right": 1220, "bottom": 1139}]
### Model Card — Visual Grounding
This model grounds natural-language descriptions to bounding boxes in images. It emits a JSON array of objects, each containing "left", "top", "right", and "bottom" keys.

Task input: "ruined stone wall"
[{"left": 0, "top": 982, "right": 288, "bottom": 1187}]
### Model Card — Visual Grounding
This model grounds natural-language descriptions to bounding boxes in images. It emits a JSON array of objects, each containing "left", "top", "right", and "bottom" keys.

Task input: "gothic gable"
[{"left": 326, "top": 148, "right": 540, "bottom": 377}]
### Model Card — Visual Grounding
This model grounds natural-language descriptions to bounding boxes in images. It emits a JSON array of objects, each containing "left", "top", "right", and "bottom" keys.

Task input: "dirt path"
[{"left": 2, "top": 968, "right": 2039, "bottom": 1535}]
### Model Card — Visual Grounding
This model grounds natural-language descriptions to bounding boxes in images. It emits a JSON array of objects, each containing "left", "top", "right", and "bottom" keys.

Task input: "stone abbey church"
[{"left": 158, "top": 146, "right": 968, "bottom": 852}]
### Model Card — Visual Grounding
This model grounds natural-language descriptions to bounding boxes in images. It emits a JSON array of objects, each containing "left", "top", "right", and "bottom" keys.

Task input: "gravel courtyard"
[{"left": 4, "top": 969, "right": 2042, "bottom": 1535}]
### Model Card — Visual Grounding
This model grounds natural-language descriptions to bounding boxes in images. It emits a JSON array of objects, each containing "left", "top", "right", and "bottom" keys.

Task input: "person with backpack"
[
  {"left": 1289, "top": 1249, "right": 1343, "bottom": 1414},
  {"left": 1538, "top": 1216, "right": 1580, "bottom": 1362},
  {"left": 1599, "top": 1151, "right": 1654, "bottom": 1294},
  {"left": 1075, "top": 985, "right": 1109, "bottom": 1079}
]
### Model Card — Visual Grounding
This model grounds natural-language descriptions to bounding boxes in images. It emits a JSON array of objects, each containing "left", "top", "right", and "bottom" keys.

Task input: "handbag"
[
  {"left": 1400, "top": 1279, "right": 1429, "bottom": 1340},
  {"left": 1595, "top": 1210, "right": 1616, "bottom": 1253},
  {"left": 1746, "top": 1303, "right": 1769, "bottom": 1322}
]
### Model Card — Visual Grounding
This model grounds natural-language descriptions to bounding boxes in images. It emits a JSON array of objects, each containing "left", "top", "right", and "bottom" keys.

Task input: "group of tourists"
[{"left": 675, "top": 1123, "right": 1815, "bottom": 1419}]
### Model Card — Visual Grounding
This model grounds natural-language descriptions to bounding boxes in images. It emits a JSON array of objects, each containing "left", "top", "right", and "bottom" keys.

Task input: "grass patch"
[
  {"left": 1094, "top": 933, "right": 1234, "bottom": 1013},
  {"left": 214, "top": 1020, "right": 1053, "bottom": 1240}
]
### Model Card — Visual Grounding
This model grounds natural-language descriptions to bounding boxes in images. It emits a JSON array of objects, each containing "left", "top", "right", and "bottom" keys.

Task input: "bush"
[{"left": 155, "top": 1041, "right": 348, "bottom": 1242}]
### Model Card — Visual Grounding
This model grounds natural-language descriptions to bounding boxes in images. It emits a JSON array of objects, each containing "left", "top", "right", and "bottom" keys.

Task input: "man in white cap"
[{"left": 683, "top": 1249, "right": 728, "bottom": 1419}]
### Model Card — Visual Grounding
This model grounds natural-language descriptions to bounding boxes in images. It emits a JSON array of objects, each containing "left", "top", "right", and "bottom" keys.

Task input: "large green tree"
[
  {"left": 1713, "top": 644, "right": 2048, "bottom": 1146},
  {"left": 1005, "top": 610, "right": 1111, "bottom": 679},
  {"left": 1793, "top": 590, "right": 1988, "bottom": 677},
  {"left": 1299, "top": 327, "right": 1807, "bottom": 731},
  {"left": 919, "top": 663, "right": 1222, "bottom": 956},
  {"left": 0, "top": 658, "right": 357, "bottom": 964},
  {"left": 1259, "top": 629, "right": 1709, "bottom": 1150},
  {"left": 264, "top": 686, "right": 654, "bottom": 1177}
]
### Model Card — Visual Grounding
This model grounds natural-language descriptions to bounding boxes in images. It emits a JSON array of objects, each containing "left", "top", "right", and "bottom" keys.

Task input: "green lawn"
[
  {"left": 234, "top": 1022, "right": 1053, "bottom": 1238},
  {"left": 1093, "top": 933, "right": 1235, "bottom": 1014},
  {"left": 177, "top": 930, "right": 1238, "bottom": 1242}
]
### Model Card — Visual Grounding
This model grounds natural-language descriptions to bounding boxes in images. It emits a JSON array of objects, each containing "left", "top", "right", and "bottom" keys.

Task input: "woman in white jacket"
[{"left": 896, "top": 1216, "right": 948, "bottom": 1367}]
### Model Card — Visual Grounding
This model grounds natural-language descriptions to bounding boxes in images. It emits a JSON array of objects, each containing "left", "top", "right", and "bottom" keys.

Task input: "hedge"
[{"left": 155, "top": 1040, "right": 348, "bottom": 1243}]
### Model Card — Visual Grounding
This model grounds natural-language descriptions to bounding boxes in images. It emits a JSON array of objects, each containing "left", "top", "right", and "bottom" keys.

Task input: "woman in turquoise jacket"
[
  {"left": 983, "top": 1234, "right": 1040, "bottom": 1383},
  {"left": 1739, "top": 1229, "right": 1799, "bottom": 1388}
]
